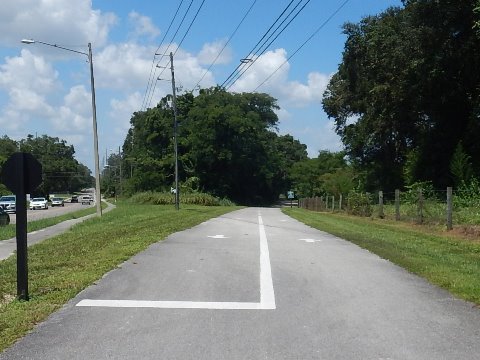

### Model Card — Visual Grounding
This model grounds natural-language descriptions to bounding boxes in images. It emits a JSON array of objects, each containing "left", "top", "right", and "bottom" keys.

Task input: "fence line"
[{"left": 299, "top": 187, "right": 467, "bottom": 229}]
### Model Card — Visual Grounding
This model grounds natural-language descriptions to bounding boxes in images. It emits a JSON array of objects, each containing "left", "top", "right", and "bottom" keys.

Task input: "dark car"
[
  {"left": 0, "top": 207, "right": 10, "bottom": 226},
  {"left": 70, "top": 195, "right": 78, "bottom": 203}
]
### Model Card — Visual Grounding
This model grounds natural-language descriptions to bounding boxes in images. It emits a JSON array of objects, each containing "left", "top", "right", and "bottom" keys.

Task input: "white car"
[
  {"left": 81, "top": 195, "right": 94, "bottom": 205},
  {"left": 51, "top": 197, "right": 65, "bottom": 207},
  {"left": 30, "top": 197, "right": 49, "bottom": 210}
]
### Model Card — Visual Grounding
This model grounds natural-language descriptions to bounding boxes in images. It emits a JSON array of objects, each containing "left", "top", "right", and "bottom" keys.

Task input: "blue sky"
[{"left": 0, "top": 0, "right": 402, "bottom": 172}]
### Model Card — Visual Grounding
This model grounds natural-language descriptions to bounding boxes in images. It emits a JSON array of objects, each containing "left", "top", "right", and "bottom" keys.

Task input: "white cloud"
[
  {"left": 109, "top": 92, "right": 143, "bottom": 135},
  {"left": 197, "top": 39, "right": 232, "bottom": 65},
  {"left": 64, "top": 85, "right": 91, "bottom": 117},
  {"left": 0, "top": 50, "right": 92, "bottom": 154},
  {"left": 230, "top": 48, "right": 331, "bottom": 108},
  {"left": 94, "top": 43, "right": 156, "bottom": 89},
  {"left": 0, "top": 50, "right": 57, "bottom": 124},
  {"left": 128, "top": 11, "right": 160, "bottom": 40},
  {"left": 0, "top": 0, "right": 117, "bottom": 48},
  {"left": 174, "top": 49, "right": 216, "bottom": 90},
  {"left": 230, "top": 48, "right": 289, "bottom": 93},
  {"left": 0, "top": 49, "right": 58, "bottom": 93},
  {"left": 282, "top": 72, "right": 332, "bottom": 107}
]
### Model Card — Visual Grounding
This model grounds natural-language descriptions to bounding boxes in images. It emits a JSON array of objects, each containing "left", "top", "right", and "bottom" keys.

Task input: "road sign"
[
  {"left": 1, "top": 152, "right": 43, "bottom": 301},
  {"left": 1, "top": 152, "right": 43, "bottom": 194},
  {"left": 287, "top": 191, "right": 294, "bottom": 199}
]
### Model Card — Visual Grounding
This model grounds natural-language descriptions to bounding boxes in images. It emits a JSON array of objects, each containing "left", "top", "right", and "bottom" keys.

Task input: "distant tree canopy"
[
  {"left": 121, "top": 87, "right": 309, "bottom": 204},
  {"left": 323, "top": 0, "right": 480, "bottom": 191},
  {"left": 288, "top": 150, "right": 355, "bottom": 198},
  {"left": 0, "top": 135, "right": 92, "bottom": 196}
]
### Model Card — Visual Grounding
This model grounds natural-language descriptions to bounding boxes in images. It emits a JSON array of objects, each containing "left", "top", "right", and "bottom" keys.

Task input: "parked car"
[
  {"left": 51, "top": 197, "right": 65, "bottom": 207},
  {"left": 70, "top": 195, "right": 78, "bottom": 203},
  {"left": 0, "top": 207, "right": 10, "bottom": 226},
  {"left": 29, "top": 197, "right": 49, "bottom": 210},
  {"left": 0, "top": 195, "right": 16, "bottom": 214},
  {"left": 81, "top": 195, "right": 94, "bottom": 205}
]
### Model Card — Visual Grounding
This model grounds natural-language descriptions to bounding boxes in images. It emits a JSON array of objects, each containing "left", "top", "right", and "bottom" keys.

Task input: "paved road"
[
  {"left": 1, "top": 207, "right": 479, "bottom": 359},
  {"left": 0, "top": 202, "right": 115, "bottom": 261},
  {"left": 8, "top": 202, "right": 94, "bottom": 224}
]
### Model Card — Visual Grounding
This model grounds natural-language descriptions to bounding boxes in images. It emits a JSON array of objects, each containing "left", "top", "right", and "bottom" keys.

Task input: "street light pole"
[{"left": 21, "top": 39, "right": 102, "bottom": 216}]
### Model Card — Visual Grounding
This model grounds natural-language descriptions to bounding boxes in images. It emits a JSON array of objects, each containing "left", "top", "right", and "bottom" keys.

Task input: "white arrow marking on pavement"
[
  {"left": 207, "top": 235, "right": 229, "bottom": 239},
  {"left": 299, "top": 239, "right": 322, "bottom": 243}
]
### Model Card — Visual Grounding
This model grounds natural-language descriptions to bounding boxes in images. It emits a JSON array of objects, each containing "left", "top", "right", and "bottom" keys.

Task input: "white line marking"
[
  {"left": 76, "top": 214, "right": 276, "bottom": 310},
  {"left": 76, "top": 300, "right": 265, "bottom": 310},
  {"left": 207, "top": 235, "right": 229, "bottom": 239},
  {"left": 258, "top": 215, "right": 276, "bottom": 309}
]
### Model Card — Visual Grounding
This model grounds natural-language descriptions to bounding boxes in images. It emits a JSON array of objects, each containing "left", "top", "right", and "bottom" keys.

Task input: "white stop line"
[{"left": 76, "top": 214, "right": 276, "bottom": 310}]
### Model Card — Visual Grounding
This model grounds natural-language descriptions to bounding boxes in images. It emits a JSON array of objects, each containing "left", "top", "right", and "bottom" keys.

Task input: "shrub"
[
  {"left": 347, "top": 191, "right": 373, "bottom": 216},
  {"left": 454, "top": 177, "right": 480, "bottom": 208},
  {"left": 128, "top": 191, "right": 235, "bottom": 206},
  {"left": 403, "top": 181, "right": 437, "bottom": 204}
]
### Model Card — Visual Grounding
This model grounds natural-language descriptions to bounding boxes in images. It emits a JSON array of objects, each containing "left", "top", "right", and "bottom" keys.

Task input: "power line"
[
  {"left": 172, "top": 0, "right": 206, "bottom": 58},
  {"left": 141, "top": 0, "right": 186, "bottom": 111},
  {"left": 220, "top": 0, "right": 298, "bottom": 88},
  {"left": 146, "top": 0, "right": 196, "bottom": 109},
  {"left": 225, "top": 0, "right": 312, "bottom": 90},
  {"left": 149, "top": 0, "right": 206, "bottom": 106},
  {"left": 253, "top": 0, "right": 351, "bottom": 92},
  {"left": 193, "top": 0, "right": 258, "bottom": 90}
]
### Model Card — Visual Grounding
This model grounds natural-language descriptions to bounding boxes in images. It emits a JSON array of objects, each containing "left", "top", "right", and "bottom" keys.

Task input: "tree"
[
  {"left": 0, "top": 136, "right": 18, "bottom": 195},
  {"left": 18, "top": 135, "right": 91, "bottom": 195},
  {"left": 273, "top": 134, "right": 308, "bottom": 195},
  {"left": 121, "top": 87, "right": 300, "bottom": 204},
  {"left": 449, "top": 142, "right": 473, "bottom": 186},
  {"left": 323, "top": 0, "right": 480, "bottom": 191},
  {"left": 185, "top": 87, "right": 282, "bottom": 204},
  {"left": 289, "top": 150, "right": 352, "bottom": 198}
]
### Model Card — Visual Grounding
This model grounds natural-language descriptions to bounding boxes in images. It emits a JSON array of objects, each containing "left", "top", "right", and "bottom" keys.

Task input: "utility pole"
[
  {"left": 88, "top": 43, "right": 102, "bottom": 217},
  {"left": 118, "top": 146, "right": 122, "bottom": 195},
  {"left": 170, "top": 52, "right": 179, "bottom": 210}
]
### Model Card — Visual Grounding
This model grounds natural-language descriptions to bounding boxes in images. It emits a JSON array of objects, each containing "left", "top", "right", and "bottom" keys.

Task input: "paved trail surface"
[{"left": 1, "top": 207, "right": 479, "bottom": 359}]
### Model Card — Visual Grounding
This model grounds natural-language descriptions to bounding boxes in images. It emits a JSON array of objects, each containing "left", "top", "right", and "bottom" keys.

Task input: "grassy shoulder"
[
  {"left": 0, "top": 203, "right": 107, "bottom": 241},
  {"left": 283, "top": 208, "right": 480, "bottom": 306},
  {"left": 0, "top": 203, "right": 239, "bottom": 352}
]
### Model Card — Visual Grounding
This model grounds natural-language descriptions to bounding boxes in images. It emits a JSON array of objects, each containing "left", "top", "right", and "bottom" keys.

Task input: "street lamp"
[{"left": 21, "top": 39, "right": 102, "bottom": 217}]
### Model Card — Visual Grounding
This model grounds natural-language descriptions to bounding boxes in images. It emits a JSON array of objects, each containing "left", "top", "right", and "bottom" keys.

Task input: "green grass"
[
  {"left": 284, "top": 208, "right": 480, "bottom": 305},
  {"left": 0, "top": 203, "right": 108, "bottom": 241},
  {"left": 0, "top": 204, "right": 238, "bottom": 352}
]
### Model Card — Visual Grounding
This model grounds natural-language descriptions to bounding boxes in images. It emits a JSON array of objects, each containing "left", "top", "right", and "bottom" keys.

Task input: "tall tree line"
[
  {"left": 120, "top": 87, "right": 309, "bottom": 204},
  {"left": 323, "top": 0, "right": 480, "bottom": 192},
  {"left": 0, "top": 135, "right": 93, "bottom": 196}
]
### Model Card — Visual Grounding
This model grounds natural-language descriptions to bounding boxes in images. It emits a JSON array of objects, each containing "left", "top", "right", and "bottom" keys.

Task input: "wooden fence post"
[
  {"left": 332, "top": 195, "right": 335, "bottom": 212},
  {"left": 378, "top": 191, "right": 384, "bottom": 219},
  {"left": 395, "top": 189, "right": 400, "bottom": 221},
  {"left": 339, "top": 194, "right": 343, "bottom": 211},
  {"left": 446, "top": 187, "right": 453, "bottom": 230}
]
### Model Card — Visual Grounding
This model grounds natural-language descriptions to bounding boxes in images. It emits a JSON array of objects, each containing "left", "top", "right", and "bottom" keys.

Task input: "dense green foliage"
[
  {"left": 0, "top": 135, "right": 92, "bottom": 196},
  {"left": 119, "top": 87, "right": 309, "bottom": 205},
  {"left": 288, "top": 150, "right": 355, "bottom": 198},
  {"left": 128, "top": 191, "right": 235, "bottom": 206},
  {"left": 323, "top": 0, "right": 480, "bottom": 192}
]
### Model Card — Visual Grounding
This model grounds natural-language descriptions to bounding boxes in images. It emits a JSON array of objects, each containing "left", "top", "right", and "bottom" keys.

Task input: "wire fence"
[{"left": 299, "top": 187, "right": 480, "bottom": 229}]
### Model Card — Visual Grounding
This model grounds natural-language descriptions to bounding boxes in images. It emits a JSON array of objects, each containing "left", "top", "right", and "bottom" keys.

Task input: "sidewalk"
[{"left": 0, "top": 201, "right": 116, "bottom": 261}]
